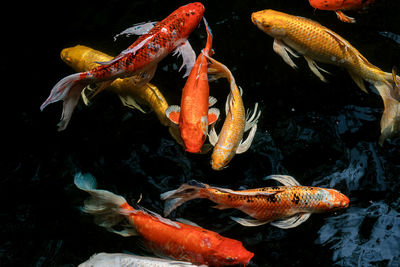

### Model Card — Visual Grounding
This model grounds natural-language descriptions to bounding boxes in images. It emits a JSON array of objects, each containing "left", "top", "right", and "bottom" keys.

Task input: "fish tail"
[
  {"left": 40, "top": 72, "right": 92, "bottom": 131},
  {"left": 160, "top": 180, "right": 208, "bottom": 217},
  {"left": 74, "top": 173, "right": 138, "bottom": 237}
]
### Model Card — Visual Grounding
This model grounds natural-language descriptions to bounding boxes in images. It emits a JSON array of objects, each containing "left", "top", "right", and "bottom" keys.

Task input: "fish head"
[
  {"left": 251, "top": 10, "right": 289, "bottom": 38},
  {"left": 174, "top": 2, "right": 205, "bottom": 38},
  {"left": 180, "top": 118, "right": 207, "bottom": 153},
  {"left": 320, "top": 189, "right": 350, "bottom": 211},
  {"left": 210, "top": 238, "right": 254, "bottom": 266}
]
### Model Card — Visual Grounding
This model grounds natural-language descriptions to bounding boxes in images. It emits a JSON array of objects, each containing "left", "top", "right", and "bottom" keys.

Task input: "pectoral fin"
[
  {"left": 173, "top": 40, "right": 196, "bottom": 78},
  {"left": 209, "top": 96, "right": 217, "bottom": 107},
  {"left": 304, "top": 56, "right": 330, "bottom": 82},
  {"left": 230, "top": 216, "right": 269, "bottom": 227},
  {"left": 119, "top": 95, "right": 147, "bottom": 113},
  {"left": 335, "top": 10, "right": 356, "bottom": 23},
  {"left": 348, "top": 70, "right": 368, "bottom": 93},
  {"left": 208, "top": 108, "right": 220, "bottom": 125},
  {"left": 208, "top": 127, "right": 219, "bottom": 146},
  {"left": 236, "top": 124, "right": 257, "bottom": 154},
  {"left": 270, "top": 213, "right": 311, "bottom": 229},
  {"left": 165, "top": 105, "right": 181, "bottom": 125},
  {"left": 212, "top": 203, "right": 232, "bottom": 210},
  {"left": 273, "top": 39, "right": 299, "bottom": 69}
]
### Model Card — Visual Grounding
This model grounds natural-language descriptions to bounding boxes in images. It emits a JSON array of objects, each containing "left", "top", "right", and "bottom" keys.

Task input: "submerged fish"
[
  {"left": 161, "top": 175, "right": 349, "bottom": 229},
  {"left": 251, "top": 9, "right": 400, "bottom": 144},
  {"left": 60, "top": 45, "right": 170, "bottom": 126},
  {"left": 166, "top": 18, "right": 220, "bottom": 153},
  {"left": 41, "top": 3, "right": 204, "bottom": 130},
  {"left": 308, "top": 0, "right": 375, "bottom": 23},
  {"left": 206, "top": 57, "right": 260, "bottom": 170},
  {"left": 74, "top": 173, "right": 254, "bottom": 266},
  {"left": 78, "top": 252, "right": 206, "bottom": 267}
]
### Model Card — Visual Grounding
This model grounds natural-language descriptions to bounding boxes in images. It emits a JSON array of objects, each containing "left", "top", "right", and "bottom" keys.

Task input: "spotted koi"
[
  {"left": 161, "top": 175, "right": 349, "bottom": 229},
  {"left": 41, "top": 3, "right": 205, "bottom": 131}
]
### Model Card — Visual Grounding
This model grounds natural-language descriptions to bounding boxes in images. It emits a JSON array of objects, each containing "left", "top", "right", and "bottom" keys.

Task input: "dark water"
[{"left": 4, "top": 0, "right": 400, "bottom": 266}]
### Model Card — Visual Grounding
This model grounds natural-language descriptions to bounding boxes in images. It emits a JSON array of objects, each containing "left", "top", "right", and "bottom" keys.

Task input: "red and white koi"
[
  {"left": 165, "top": 18, "right": 220, "bottom": 153},
  {"left": 41, "top": 3, "right": 205, "bottom": 130}
]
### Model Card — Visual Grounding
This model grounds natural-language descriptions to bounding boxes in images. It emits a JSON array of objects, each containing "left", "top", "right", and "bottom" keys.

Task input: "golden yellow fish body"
[
  {"left": 252, "top": 9, "right": 400, "bottom": 144},
  {"left": 60, "top": 45, "right": 170, "bottom": 126}
]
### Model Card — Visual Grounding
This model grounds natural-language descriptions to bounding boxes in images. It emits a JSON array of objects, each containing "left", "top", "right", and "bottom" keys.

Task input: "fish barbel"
[
  {"left": 161, "top": 175, "right": 349, "bottom": 228},
  {"left": 251, "top": 9, "right": 400, "bottom": 144},
  {"left": 74, "top": 173, "right": 254, "bottom": 266}
]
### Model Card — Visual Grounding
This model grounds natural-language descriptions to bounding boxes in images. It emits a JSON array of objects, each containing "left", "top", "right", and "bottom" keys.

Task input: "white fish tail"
[
  {"left": 160, "top": 180, "right": 207, "bottom": 217},
  {"left": 74, "top": 173, "right": 138, "bottom": 236},
  {"left": 41, "top": 72, "right": 91, "bottom": 131}
]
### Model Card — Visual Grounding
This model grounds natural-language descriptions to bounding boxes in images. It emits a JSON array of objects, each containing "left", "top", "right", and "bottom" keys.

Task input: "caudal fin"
[
  {"left": 41, "top": 72, "right": 90, "bottom": 131},
  {"left": 74, "top": 173, "right": 138, "bottom": 237},
  {"left": 160, "top": 180, "right": 207, "bottom": 217}
]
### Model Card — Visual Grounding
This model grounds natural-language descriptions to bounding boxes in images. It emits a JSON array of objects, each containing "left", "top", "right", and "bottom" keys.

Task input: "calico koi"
[
  {"left": 74, "top": 173, "right": 254, "bottom": 266},
  {"left": 308, "top": 0, "right": 375, "bottom": 23},
  {"left": 251, "top": 9, "right": 400, "bottom": 144},
  {"left": 60, "top": 45, "right": 170, "bottom": 126},
  {"left": 41, "top": 3, "right": 204, "bottom": 131},
  {"left": 206, "top": 57, "right": 260, "bottom": 170},
  {"left": 165, "top": 18, "right": 220, "bottom": 153},
  {"left": 161, "top": 175, "right": 349, "bottom": 229}
]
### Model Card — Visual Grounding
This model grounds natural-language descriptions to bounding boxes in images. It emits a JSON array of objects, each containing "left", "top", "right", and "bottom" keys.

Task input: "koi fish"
[
  {"left": 79, "top": 252, "right": 206, "bottom": 266},
  {"left": 41, "top": 3, "right": 205, "bottom": 131},
  {"left": 161, "top": 175, "right": 349, "bottom": 229},
  {"left": 251, "top": 9, "right": 400, "bottom": 144},
  {"left": 60, "top": 45, "right": 170, "bottom": 126},
  {"left": 205, "top": 57, "right": 260, "bottom": 170},
  {"left": 74, "top": 173, "right": 254, "bottom": 266},
  {"left": 308, "top": 0, "right": 375, "bottom": 23},
  {"left": 165, "top": 18, "right": 220, "bottom": 153}
]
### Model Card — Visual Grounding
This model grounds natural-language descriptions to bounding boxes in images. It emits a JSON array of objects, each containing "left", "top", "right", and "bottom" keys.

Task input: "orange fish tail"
[
  {"left": 74, "top": 173, "right": 138, "bottom": 237},
  {"left": 160, "top": 180, "right": 209, "bottom": 216}
]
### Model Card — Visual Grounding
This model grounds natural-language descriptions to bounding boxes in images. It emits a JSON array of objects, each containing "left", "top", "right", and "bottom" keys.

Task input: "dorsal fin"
[
  {"left": 136, "top": 205, "right": 181, "bottom": 229},
  {"left": 264, "top": 175, "right": 301, "bottom": 186}
]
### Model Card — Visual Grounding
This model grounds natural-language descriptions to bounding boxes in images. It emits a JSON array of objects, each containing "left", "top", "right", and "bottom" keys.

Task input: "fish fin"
[
  {"left": 160, "top": 181, "right": 207, "bottom": 216},
  {"left": 212, "top": 203, "right": 232, "bottom": 210},
  {"left": 273, "top": 39, "right": 299, "bottom": 69},
  {"left": 81, "top": 83, "right": 98, "bottom": 106},
  {"left": 119, "top": 95, "right": 147, "bottom": 113},
  {"left": 393, "top": 67, "right": 400, "bottom": 92},
  {"left": 304, "top": 56, "right": 330, "bottom": 82},
  {"left": 136, "top": 206, "right": 181, "bottom": 228},
  {"left": 230, "top": 217, "right": 269, "bottom": 227},
  {"left": 225, "top": 93, "right": 232, "bottom": 116},
  {"left": 244, "top": 102, "right": 261, "bottom": 132},
  {"left": 209, "top": 96, "right": 217, "bottom": 107},
  {"left": 165, "top": 105, "right": 181, "bottom": 125},
  {"left": 264, "top": 175, "right": 301, "bottom": 186},
  {"left": 97, "top": 35, "right": 154, "bottom": 65},
  {"left": 202, "top": 17, "right": 214, "bottom": 56},
  {"left": 208, "top": 127, "right": 219, "bottom": 146},
  {"left": 270, "top": 213, "right": 311, "bottom": 229},
  {"left": 335, "top": 10, "right": 356, "bottom": 23},
  {"left": 41, "top": 72, "right": 89, "bottom": 131},
  {"left": 73, "top": 173, "right": 138, "bottom": 235},
  {"left": 175, "top": 218, "right": 201, "bottom": 227},
  {"left": 208, "top": 108, "right": 220, "bottom": 125},
  {"left": 348, "top": 70, "right": 368, "bottom": 93},
  {"left": 113, "top": 21, "right": 158, "bottom": 40},
  {"left": 236, "top": 124, "right": 257, "bottom": 154},
  {"left": 173, "top": 40, "right": 196, "bottom": 78},
  {"left": 373, "top": 82, "right": 400, "bottom": 145}
]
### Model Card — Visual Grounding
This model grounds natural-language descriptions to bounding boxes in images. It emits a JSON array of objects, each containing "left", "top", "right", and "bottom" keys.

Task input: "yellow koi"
[
  {"left": 251, "top": 9, "right": 400, "bottom": 144},
  {"left": 206, "top": 56, "right": 261, "bottom": 170},
  {"left": 60, "top": 45, "right": 170, "bottom": 126}
]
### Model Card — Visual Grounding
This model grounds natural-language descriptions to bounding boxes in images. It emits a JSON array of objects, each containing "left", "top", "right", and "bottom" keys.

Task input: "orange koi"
[
  {"left": 41, "top": 3, "right": 205, "bottom": 131},
  {"left": 251, "top": 9, "right": 400, "bottom": 144},
  {"left": 74, "top": 173, "right": 254, "bottom": 266},
  {"left": 165, "top": 18, "right": 220, "bottom": 153},
  {"left": 309, "top": 0, "right": 375, "bottom": 23},
  {"left": 206, "top": 57, "right": 260, "bottom": 170},
  {"left": 161, "top": 175, "right": 349, "bottom": 229}
]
